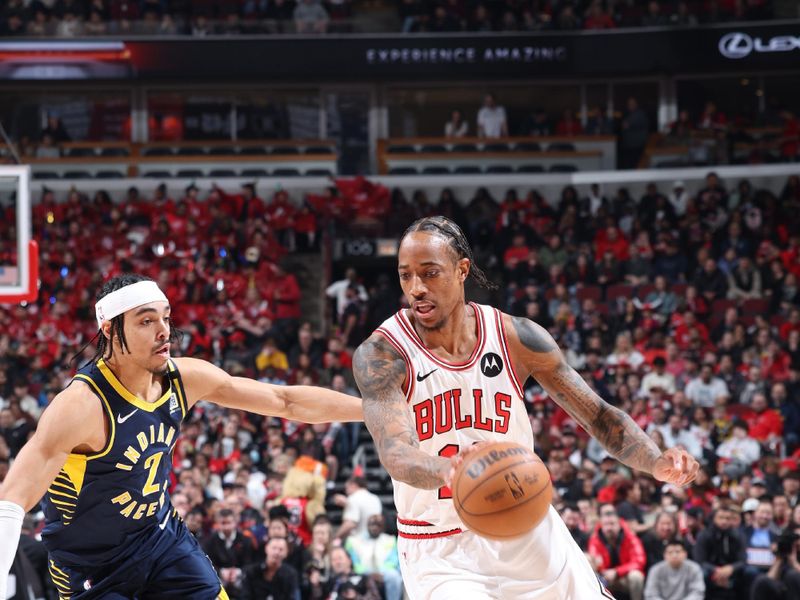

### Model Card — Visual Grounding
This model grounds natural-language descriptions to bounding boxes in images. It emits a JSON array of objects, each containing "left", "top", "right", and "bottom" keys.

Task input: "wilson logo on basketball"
[{"left": 465, "top": 446, "right": 529, "bottom": 479}]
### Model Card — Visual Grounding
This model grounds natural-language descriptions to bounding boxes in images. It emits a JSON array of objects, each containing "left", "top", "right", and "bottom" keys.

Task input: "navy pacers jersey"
[{"left": 41, "top": 358, "right": 188, "bottom": 567}]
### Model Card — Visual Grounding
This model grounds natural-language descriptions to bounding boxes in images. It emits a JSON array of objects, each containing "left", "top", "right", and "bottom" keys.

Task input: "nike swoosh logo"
[
  {"left": 117, "top": 409, "right": 137, "bottom": 424},
  {"left": 159, "top": 513, "right": 170, "bottom": 530},
  {"left": 416, "top": 369, "right": 438, "bottom": 382}
]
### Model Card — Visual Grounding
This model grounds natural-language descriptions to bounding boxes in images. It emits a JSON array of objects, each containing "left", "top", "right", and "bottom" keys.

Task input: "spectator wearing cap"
[
  {"left": 644, "top": 539, "right": 705, "bottom": 600},
  {"left": 693, "top": 506, "right": 750, "bottom": 600},
  {"left": 685, "top": 363, "right": 730, "bottom": 409},
  {"left": 588, "top": 503, "right": 647, "bottom": 600},
  {"left": 716, "top": 420, "right": 761, "bottom": 473},
  {"left": 741, "top": 498, "right": 779, "bottom": 573},
  {"left": 668, "top": 181, "right": 690, "bottom": 217},
  {"left": 345, "top": 514, "right": 402, "bottom": 600},
  {"left": 749, "top": 478, "right": 770, "bottom": 500}
]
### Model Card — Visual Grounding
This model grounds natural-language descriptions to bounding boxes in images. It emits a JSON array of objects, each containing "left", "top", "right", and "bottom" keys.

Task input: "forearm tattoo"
[
  {"left": 353, "top": 335, "right": 447, "bottom": 489},
  {"left": 512, "top": 317, "right": 661, "bottom": 474}
]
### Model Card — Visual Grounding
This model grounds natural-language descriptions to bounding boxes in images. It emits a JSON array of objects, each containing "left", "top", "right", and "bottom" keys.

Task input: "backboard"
[{"left": 0, "top": 165, "right": 38, "bottom": 304}]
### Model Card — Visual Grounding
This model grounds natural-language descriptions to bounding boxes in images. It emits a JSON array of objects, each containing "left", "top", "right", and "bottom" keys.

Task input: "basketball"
[{"left": 452, "top": 442, "right": 552, "bottom": 540}]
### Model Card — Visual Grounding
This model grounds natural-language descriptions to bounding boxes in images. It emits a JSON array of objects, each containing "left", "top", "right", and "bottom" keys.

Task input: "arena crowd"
[{"left": 0, "top": 170, "right": 799, "bottom": 599}]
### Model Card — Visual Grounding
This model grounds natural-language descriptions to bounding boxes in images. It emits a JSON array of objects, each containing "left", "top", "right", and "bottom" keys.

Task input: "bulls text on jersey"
[{"left": 413, "top": 388, "right": 512, "bottom": 440}]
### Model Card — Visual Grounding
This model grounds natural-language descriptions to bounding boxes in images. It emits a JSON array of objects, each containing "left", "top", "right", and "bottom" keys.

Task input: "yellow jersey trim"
[
  {"left": 61, "top": 453, "right": 88, "bottom": 495},
  {"left": 72, "top": 375, "right": 116, "bottom": 460},
  {"left": 218, "top": 586, "right": 230, "bottom": 600},
  {"left": 168, "top": 360, "right": 188, "bottom": 418},
  {"left": 97, "top": 359, "right": 172, "bottom": 412}
]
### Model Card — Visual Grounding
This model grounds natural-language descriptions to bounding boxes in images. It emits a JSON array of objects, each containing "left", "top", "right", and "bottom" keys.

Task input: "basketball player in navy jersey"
[
  {"left": 353, "top": 216, "right": 699, "bottom": 599},
  {"left": 0, "top": 274, "right": 362, "bottom": 599}
]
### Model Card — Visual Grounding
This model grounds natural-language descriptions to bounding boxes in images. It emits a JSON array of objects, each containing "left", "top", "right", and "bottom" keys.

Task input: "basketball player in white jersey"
[{"left": 352, "top": 216, "right": 699, "bottom": 599}]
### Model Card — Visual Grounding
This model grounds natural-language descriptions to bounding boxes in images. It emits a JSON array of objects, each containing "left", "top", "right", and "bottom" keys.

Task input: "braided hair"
[
  {"left": 401, "top": 216, "right": 498, "bottom": 290},
  {"left": 73, "top": 273, "right": 181, "bottom": 367}
]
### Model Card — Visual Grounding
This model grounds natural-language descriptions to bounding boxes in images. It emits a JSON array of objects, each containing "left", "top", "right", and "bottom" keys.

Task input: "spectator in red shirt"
[
  {"left": 293, "top": 202, "right": 317, "bottom": 252},
  {"left": 588, "top": 504, "right": 646, "bottom": 600},
  {"left": 266, "top": 190, "right": 297, "bottom": 248},
  {"left": 269, "top": 263, "right": 302, "bottom": 324},
  {"left": 503, "top": 233, "right": 530, "bottom": 273},
  {"left": 779, "top": 308, "right": 800, "bottom": 341},
  {"left": 583, "top": 0, "right": 616, "bottom": 29},
  {"left": 595, "top": 226, "right": 630, "bottom": 262},
  {"left": 555, "top": 108, "right": 584, "bottom": 136},
  {"left": 745, "top": 392, "right": 783, "bottom": 444}
]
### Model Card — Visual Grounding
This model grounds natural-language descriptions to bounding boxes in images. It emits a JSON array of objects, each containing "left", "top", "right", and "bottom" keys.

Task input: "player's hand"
[
  {"left": 444, "top": 441, "right": 491, "bottom": 488},
  {"left": 652, "top": 447, "right": 699, "bottom": 486}
]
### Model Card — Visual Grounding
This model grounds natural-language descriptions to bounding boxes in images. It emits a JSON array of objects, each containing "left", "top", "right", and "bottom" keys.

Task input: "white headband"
[{"left": 95, "top": 280, "right": 169, "bottom": 329}]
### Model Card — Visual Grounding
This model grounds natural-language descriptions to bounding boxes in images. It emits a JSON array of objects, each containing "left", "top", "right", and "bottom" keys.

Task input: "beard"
[{"left": 417, "top": 316, "right": 447, "bottom": 332}]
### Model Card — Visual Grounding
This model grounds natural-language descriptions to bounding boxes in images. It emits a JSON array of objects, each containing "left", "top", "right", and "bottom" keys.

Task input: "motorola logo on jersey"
[{"left": 481, "top": 353, "right": 503, "bottom": 377}]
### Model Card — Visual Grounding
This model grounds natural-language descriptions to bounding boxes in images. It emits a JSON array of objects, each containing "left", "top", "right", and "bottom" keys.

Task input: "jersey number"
[
  {"left": 437, "top": 444, "right": 460, "bottom": 500},
  {"left": 142, "top": 452, "right": 163, "bottom": 496}
]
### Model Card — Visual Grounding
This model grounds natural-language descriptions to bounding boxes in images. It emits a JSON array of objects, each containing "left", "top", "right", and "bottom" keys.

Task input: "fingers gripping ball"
[{"left": 452, "top": 442, "right": 552, "bottom": 540}]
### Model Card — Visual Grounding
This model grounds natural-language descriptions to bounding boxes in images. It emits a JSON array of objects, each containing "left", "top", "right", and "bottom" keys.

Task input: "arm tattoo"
[
  {"left": 543, "top": 363, "right": 661, "bottom": 473},
  {"left": 511, "top": 316, "right": 558, "bottom": 353},
  {"left": 353, "top": 335, "right": 448, "bottom": 490},
  {"left": 511, "top": 316, "right": 661, "bottom": 473}
]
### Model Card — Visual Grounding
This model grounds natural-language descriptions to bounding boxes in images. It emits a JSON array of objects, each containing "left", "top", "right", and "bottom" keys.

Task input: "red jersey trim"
[
  {"left": 394, "top": 303, "right": 486, "bottom": 371},
  {"left": 493, "top": 308, "right": 527, "bottom": 400},
  {"left": 375, "top": 327, "right": 415, "bottom": 403},
  {"left": 397, "top": 528, "right": 463, "bottom": 539},
  {"left": 397, "top": 518, "right": 433, "bottom": 526}
]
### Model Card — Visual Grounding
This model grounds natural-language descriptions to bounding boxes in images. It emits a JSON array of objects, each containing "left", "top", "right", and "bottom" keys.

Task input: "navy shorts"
[{"left": 47, "top": 511, "right": 227, "bottom": 600}]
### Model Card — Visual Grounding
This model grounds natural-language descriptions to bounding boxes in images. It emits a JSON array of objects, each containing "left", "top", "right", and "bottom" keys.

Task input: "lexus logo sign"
[{"left": 719, "top": 31, "right": 800, "bottom": 59}]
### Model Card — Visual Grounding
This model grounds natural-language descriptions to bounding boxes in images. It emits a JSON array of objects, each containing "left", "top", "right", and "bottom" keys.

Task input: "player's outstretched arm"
[
  {"left": 504, "top": 314, "right": 699, "bottom": 486},
  {"left": 176, "top": 357, "right": 362, "bottom": 423},
  {"left": 353, "top": 334, "right": 451, "bottom": 490},
  {"left": 0, "top": 383, "right": 103, "bottom": 597}
]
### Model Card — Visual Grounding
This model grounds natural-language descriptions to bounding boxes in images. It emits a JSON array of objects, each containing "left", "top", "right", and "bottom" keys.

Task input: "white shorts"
[{"left": 398, "top": 506, "right": 614, "bottom": 600}]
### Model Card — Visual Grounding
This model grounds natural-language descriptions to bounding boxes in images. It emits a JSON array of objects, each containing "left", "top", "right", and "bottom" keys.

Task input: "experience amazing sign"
[{"left": 1, "top": 23, "right": 799, "bottom": 82}]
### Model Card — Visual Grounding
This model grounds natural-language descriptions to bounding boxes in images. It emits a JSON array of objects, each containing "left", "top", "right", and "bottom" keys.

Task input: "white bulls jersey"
[{"left": 376, "top": 302, "right": 534, "bottom": 539}]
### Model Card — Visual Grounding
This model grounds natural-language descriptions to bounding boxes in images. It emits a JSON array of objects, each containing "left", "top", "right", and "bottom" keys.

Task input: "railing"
[
  {"left": 377, "top": 135, "right": 617, "bottom": 174},
  {"left": 2, "top": 139, "right": 338, "bottom": 179}
]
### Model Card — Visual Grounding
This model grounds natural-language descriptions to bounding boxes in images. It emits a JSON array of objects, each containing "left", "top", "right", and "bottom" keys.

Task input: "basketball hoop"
[{"left": 0, "top": 240, "right": 38, "bottom": 304}]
